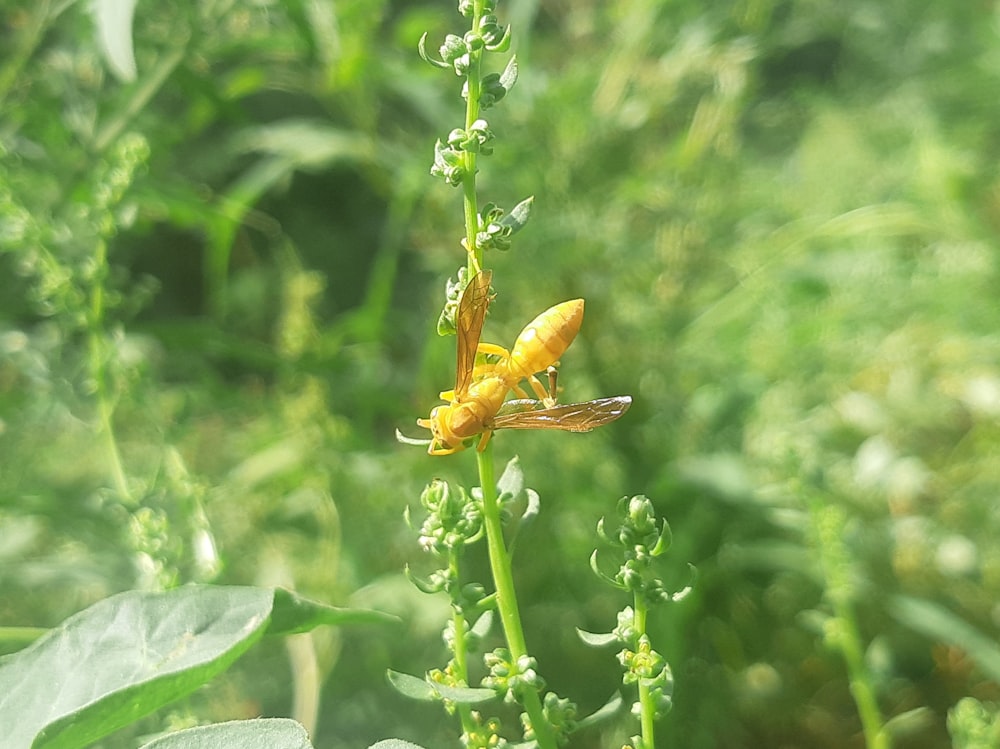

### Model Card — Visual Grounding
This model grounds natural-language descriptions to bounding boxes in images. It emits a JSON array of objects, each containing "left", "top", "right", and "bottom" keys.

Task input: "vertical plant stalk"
[
  {"left": 462, "top": 3, "right": 486, "bottom": 272},
  {"left": 88, "top": 239, "right": 131, "bottom": 503},
  {"left": 447, "top": 546, "right": 478, "bottom": 736},
  {"left": 476, "top": 447, "right": 557, "bottom": 749},
  {"left": 837, "top": 606, "right": 889, "bottom": 749},
  {"left": 632, "top": 598, "right": 656, "bottom": 749},
  {"left": 444, "top": 2, "right": 555, "bottom": 745},
  {"left": 814, "top": 504, "right": 889, "bottom": 749}
]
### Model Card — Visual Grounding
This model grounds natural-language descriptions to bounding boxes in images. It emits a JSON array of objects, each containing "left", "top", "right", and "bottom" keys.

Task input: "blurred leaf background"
[{"left": 2, "top": 0, "right": 1000, "bottom": 747}]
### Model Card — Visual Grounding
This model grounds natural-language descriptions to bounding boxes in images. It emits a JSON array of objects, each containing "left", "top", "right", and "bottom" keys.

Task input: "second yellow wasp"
[{"left": 416, "top": 270, "right": 631, "bottom": 455}]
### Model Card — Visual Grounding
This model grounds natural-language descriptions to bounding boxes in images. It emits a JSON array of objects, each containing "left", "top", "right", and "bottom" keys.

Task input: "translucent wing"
[
  {"left": 491, "top": 396, "right": 632, "bottom": 432},
  {"left": 455, "top": 270, "right": 493, "bottom": 398}
]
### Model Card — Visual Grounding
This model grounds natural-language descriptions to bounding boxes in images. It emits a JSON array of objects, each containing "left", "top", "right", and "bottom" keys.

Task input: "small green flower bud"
[
  {"left": 456, "top": 582, "right": 488, "bottom": 614},
  {"left": 439, "top": 34, "right": 467, "bottom": 65},
  {"left": 464, "top": 30, "right": 486, "bottom": 53},
  {"left": 614, "top": 606, "right": 638, "bottom": 644},
  {"left": 542, "top": 691, "right": 578, "bottom": 744},
  {"left": 482, "top": 649, "right": 544, "bottom": 702},
  {"left": 454, "top": 54, "right": 472, "bottom": 77},
  {"left": 616, "top": 558, "right": 643, "bottom": 590},
  {"left": 431, "top": 139, "right": 467, "bottom": 186},
  {"left": 630, "top": 636, "right": 664, "bottom": 679},
  {"left": 467, "top": 119, "right": 495, "bottom": 154},
  {"left": 463, "top": 711, "right": 507, "bottom": 749},
  {"left": 479, "top": 72, "right": 508, "bottom": 109},
  {"left": 479, "top": 16, "right": 504, "bottom": 47}
]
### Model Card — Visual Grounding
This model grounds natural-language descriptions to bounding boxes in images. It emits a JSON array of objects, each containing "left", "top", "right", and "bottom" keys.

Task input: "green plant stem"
[
  {"left": 633, "top": 597, "right": 655, "bottom": 749},
  {"left": 88, "top": 239, "right": 131, "bottom": 503},
  {"left": 460, "top": 5, "right": 552, "bottom": 744},
  {"left": 476, "top": 445, "right": 525, "bottom": 655},
  {"left": 448, "top": 550, "right": 477, "bottom": 736},
  {"left": 813, "top": 503, "right": 888, "bottom": 749},
  {"left": 476, "top": 444, "right": 557, "bottom": 749},
  {"left": 462, "top": 4, "right": 486, "bottom": 272},
  {"left": 834, "top": 600, "right": 889, "bottom": 749}
]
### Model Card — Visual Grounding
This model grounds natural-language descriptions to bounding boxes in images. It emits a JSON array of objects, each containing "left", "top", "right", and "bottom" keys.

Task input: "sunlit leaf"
[
  {"left": 369, "top": 741, "right": 428, "bottom": 749},
  {"left": 91, "top": 0, "right": 137, "bottom": 82},
  {"left": 139, "top": 718, "right": 313, "bottom": 749},
  {"left": 270, "top": 587, "right": 399, "bottom": 635},
  {"left": 0, "top": 586, "right": 386, "bottom": 749},
  {"left": 385, "top": 669, "right": 495, "bottom": 705},
  {"left": 0, "top": 586, "right": 270, "bottom": 749}
]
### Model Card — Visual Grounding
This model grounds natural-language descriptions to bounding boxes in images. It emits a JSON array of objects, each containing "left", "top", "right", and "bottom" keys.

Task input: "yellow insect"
[{"left": 416, "top": 270, "right": 632, "bottom": 455}]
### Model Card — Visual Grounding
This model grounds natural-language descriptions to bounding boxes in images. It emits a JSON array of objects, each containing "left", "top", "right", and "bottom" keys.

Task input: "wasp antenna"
[{"left": 396, "top": 428, "right": 432, "bottom": 447}]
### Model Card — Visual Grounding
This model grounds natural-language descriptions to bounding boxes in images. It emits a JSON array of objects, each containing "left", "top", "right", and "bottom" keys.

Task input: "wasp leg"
[
  {"left": 509, "top": 382, "right": 532, "bottom": 399},
  {"left": 520, "top": 365, "right": 559, "bottom": 406},
  {"left": 507, "top": 368, "right": 557, "bottom": 404},
  {"left": 477, "top": 342, "right": 511, "bottom": 360},
  {"left": 471, "top": 360, "right": 506, "bottom": 381},
  {"left": 526, "top": 374, "right": 551, "bottom": 403},
  {"left": 476, "top": 428, "right": 495, "bottom": 452},
  {"left": 428, "top": 442, "right": 462, "bottom": 456}
]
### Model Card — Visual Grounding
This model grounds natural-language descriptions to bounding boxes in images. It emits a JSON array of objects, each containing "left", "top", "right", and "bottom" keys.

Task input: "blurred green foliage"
[{"left": 2, "top": 0, "right": 1000, "bottom": 747}]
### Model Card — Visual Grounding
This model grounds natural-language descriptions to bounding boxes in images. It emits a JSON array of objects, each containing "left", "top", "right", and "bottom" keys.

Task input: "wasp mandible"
[{"left": 416, "top": 270, "right": 632, "bottom": 455}]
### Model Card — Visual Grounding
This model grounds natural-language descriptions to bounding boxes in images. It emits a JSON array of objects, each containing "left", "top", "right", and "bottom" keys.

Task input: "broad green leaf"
[
  {"left": 91, "top": 0, "right": 138, "bottom": 82},
  {"left": 0, "top": 585, "right": 271, "bottom": 749},
  {"left": 139, "top": 718, "right": 313, "bottom": 749},
  {"left": 369, "top": 741, "right": 428, "bottom": 749},
  {"left": 0, "top": 585, "right": 389, "bottom": 749},
  {"left": 269, "top": 587, "right": 399, "bottom": 635}
]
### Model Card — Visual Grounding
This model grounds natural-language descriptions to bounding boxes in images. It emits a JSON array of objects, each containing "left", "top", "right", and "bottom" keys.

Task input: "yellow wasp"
[{"left": 416, "top": 270, "right": 632, "bottom": 455}]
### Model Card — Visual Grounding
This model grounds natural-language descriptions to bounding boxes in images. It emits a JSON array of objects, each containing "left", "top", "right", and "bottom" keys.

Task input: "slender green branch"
[
  {"left": 476, "top": 445, "right": 525, "bottom": 655},
  {"left": 463, "top": 4, "right": 485, "bottom": 272},
  {"left": 88, "top": 239, "right": 131, "bottom": 503},
  {"left": 814, "top": 503, "right": 888, "bottom": 749},
  {"left": 831, "top": 594, "right": 889, "bottom": 749},
  {"left": 448, "top": 550, "right": 478, "bottom": 736},
  {"left": 633, "top": 598, "right": 655, "bottom": 749},
  {"left": 476, "top": 444, "right": 557, "bottom": 749}
]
